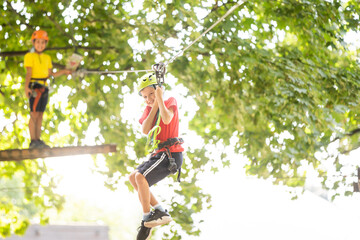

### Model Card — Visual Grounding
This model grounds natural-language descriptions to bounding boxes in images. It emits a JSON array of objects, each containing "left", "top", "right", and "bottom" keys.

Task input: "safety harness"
[
  {"left": 156, "top": 137, "right": 184, "bottom": 182},
  {"left": 29, "top": 78, "right": 49, "bottom": 112},
  {"left": 30, "top": 77, "right": 48, "bottom": 87}
]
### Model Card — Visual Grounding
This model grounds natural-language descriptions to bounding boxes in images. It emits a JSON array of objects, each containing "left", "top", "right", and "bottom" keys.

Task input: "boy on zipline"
[
  {"left": 24, "top": 30, "right": 71, "bottom": 148},
  {"left": 129, "top": 72, "right": 184, "bottom": 240}
]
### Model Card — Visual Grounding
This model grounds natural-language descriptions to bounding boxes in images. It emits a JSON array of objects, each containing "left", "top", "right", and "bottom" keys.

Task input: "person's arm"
[
  {"left": 155, "top": 86, "right": 174, "bottom": 125},
  {"left": 25, "top": 67, "right": 32, "bottom": 98},
  {"left": 142, "top": 101, "right": 159, "bottom": 134},
  {"left": 49, "top": 69, "right": 72, "bottom": 78}
]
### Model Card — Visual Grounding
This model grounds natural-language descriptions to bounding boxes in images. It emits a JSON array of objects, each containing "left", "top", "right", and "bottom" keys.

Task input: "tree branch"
[
  {"left": 331, "top": 128, "right": 360, "bottom": 143},
  {"left": 46, "top": 15, "right": 79, "bottom": 46},
  {"left": 0, "top": 46, "right": 115, "bottom": 57},
  {"left": 204, "top": 1, "right": 245, "bottom": 20},
  {"left": 5, "top": 0, "right": 33, "bottom": 29}
]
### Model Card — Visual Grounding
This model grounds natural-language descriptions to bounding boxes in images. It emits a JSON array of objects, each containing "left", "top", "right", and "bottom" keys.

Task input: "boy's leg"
[
  {"left": 29, "top": 112, "right": 41, "bottom": 148},
  {"left": 135, "top": 172, "right": 151, "bottom": 213},
  {"left": 130, "top": 172, "right": 155, "bottom": 240},
  {"left": 29, "top": 87, "right": 49, "bottom": 147},
  {"left": 129, "top": 171, "right": 160, "bottom": 207},
  {"left": 34, "top": 112, "right": 43, "bottom": 140},
  {"left": 29, "top": 112, "right": 37, "bottom": 140},
  {"left": 133, "top": 153, "right": 173, "bottom": 228}
]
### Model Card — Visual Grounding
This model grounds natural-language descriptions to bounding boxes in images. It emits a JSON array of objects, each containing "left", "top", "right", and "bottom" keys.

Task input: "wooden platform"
[{"left": 0, "top": 144, "right": 117, "bottom": 162}]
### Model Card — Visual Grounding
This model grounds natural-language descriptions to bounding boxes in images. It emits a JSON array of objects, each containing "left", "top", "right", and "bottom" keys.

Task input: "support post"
[{"left": 353, "top": 167, "right": 360, "bottom": 192}]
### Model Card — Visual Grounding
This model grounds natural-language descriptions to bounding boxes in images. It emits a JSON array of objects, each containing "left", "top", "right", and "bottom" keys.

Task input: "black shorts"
[
  {"left": 137, "top": 152, "right": 183, "bottom": 187},
  {"left": 29, "top": 83, "right": 49, "bottom": 112}
]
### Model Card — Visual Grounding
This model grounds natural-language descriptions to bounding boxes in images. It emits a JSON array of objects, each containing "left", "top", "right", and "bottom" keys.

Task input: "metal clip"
[
  {"left": 168, "top": 157, "right": 178, "bottom": 174},
  {"left": 152, "top": 62, "right": 166, "bottom": 86}
]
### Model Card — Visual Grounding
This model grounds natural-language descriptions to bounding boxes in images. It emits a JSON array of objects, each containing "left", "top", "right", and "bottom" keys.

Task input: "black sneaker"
[
  {"left": 36, "top": 140, "right": 50, "bottom": 148},
  {"left": 137, "top": 221, "right": 152, "bottom": 240},
  {"left": 29, "top": 140, "right": 39, "bottom": 149},
  {"left": 144, "top": 209, "right": 172, "bottom": 228}
]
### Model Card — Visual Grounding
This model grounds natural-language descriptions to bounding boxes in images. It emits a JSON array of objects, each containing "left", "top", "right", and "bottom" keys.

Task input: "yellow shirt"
[{"left": 24, "top": 52, "right": 53, "bottom": 79}]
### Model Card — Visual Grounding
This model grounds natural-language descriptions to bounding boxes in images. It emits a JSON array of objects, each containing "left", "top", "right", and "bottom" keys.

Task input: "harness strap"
[
  {"left": 32, "top": 88, "right": 45, "bottom": 112},
  {"left": 157, "top": 137, "right": 184, "bottom": 150},
  {"left": 30, "top": 78, "right": 48, "bottom": 86},
  {"left": 157, "top": 138, "right": 184, "bottom": 182}
]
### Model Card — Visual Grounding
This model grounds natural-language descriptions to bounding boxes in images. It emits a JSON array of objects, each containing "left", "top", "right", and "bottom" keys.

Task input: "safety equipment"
[
  {"left": 137, "top": 72, "right": 158, "bottom": 96},
  {"left": 152, "top": 62, "right": 166, "bottom": 86},
  {"left": 145, "top": 111, "right": 162, "bottom": 153},
  {"left": 31, "top": 30, "right": 49, "bottom": 41},
  {"left": 156, "top": 137, "right": 184, "bottom": 182}
]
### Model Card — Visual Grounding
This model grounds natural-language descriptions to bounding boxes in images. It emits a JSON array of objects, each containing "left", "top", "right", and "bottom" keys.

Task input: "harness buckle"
[{"left": 168, "top": 157, "right": 178, "bottom": 174}]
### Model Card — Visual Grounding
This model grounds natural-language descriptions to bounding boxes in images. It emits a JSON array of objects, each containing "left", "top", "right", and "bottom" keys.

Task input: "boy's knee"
[
  {"left": 129, "top": 171, "right": 136, "bottom": 184},
  {"left": 135, "top": 172, "right": 146, "bottom": 184}
]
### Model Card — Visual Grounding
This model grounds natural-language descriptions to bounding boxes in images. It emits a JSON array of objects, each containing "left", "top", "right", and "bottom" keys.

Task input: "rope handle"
[
  {"left": 145, "top": 125, "right": 161, "bottom": 153},
  {"left": 145, "top": 110, "right": 162, "bottom": 153}
]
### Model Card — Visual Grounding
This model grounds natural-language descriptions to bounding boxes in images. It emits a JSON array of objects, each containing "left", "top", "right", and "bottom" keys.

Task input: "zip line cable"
[
  {"left": 74, "top": 1, "right": 244, "bottom": 76},
  {"left": 76, "top": 69, "right": 153, "bottom": 75},
  {"left": 165, "top": 1, "right": 244, "bottom": 67}
]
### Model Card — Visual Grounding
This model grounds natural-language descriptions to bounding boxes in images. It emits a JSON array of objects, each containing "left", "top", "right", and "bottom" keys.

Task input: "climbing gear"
[
  {"left": 31, "top": 30, "right": 49, "bottom": 41},
  {"left": 31, "top": 88, "right": 46, "bottom": 112},
  {"left": 156, "top": 137, "right": 184, "bottom": 150},
  {"left": 30, "top": 78, "right": 48, "bottom": 87},
  {"left": 29, "top": 78, "right": 48, "bottom": 99},
  {"left": 167, "top": 155, "right": 178, "bottom": 174},
  {"left": 137, "top": 62, "right": 166, "bottom": 96},
  {"left": 156, "top": 137, "right": 184, "bottom": 182},
  {"left": 152, "top": 62, "right": 166, "bottom": 87},
  {"left": 145, "top": 110, "right": 162, "bottom": 153},
  {"left": 72, "top": 69, "right": 152, "bottom": 79},
  {"left": 137, "top": 72, "right": 158, "bottom": 96}
]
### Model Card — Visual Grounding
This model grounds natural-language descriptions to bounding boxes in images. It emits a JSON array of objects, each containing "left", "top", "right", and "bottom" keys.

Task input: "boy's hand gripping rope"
[{"left": 145, "top": 63, "right": 167, "bottom": 153}]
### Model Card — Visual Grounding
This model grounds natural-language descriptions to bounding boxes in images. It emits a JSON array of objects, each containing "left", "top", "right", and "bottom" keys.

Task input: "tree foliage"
[{"left": 1, "top": 0, "right": 360, "bottom": 238}]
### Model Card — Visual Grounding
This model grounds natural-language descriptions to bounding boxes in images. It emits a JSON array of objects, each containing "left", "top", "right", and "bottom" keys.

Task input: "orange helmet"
[{"left": 31, "top": 30, "right": 49, "bottom": 41}]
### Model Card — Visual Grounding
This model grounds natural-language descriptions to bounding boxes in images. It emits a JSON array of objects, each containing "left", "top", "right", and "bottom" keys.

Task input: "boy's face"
[
  {"left": 141, "top": 86, "right": 156, "bottom": 107},
  {"left": 33, "top": 39, "right": 47, "bottom": 53}
]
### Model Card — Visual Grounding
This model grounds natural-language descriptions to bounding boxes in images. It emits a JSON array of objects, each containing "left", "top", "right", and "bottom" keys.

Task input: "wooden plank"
[{"left": 0, "top": 144, "right": 117, "bottom": 162}]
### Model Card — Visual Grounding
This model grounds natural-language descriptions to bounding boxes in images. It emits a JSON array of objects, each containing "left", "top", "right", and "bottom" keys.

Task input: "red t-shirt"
[{"left": 139, "top": 97, "right": 184, "bottom": 152}]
